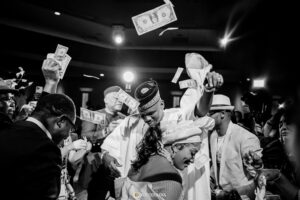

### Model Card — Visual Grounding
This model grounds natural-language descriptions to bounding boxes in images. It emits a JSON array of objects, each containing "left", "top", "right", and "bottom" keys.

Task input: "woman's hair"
[{"left": 131, "top": 126, "right": 162, "bottom": 171}]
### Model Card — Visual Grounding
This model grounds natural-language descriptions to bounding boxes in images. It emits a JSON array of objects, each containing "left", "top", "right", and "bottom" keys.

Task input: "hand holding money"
[{"left": 42, "top": 58, "right": 61, "bottom": 84}]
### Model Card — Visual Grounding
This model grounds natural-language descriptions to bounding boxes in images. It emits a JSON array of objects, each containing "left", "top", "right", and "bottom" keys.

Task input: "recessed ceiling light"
[
  {"left": 100, "top": 73, "right": 104, "bottom": 77},
  {"left": 54, "top": 11, "right": 61, "bottom": 16}
]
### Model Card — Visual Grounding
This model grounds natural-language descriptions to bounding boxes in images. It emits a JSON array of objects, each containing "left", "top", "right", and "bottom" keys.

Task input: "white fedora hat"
[{"left": 210, "top": 94, "right": 234, "bottom": 111}]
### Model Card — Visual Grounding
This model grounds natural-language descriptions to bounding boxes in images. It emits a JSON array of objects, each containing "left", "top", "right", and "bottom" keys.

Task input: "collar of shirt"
[{"left": 26, "top": 117, "right": 52, "bottom": 140}]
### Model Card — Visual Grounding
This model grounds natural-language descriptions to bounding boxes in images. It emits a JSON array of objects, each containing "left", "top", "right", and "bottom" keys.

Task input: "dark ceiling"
[{"left": 0, "top": 0, "right": 297, "bottom": 96}]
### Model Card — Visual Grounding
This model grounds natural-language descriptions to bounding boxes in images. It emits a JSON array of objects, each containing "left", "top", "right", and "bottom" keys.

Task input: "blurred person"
[
  {"left": 209, "top": 94, "right": 263, "bottom": 199},
  {"left": 102, "top": 62, "right": 223, "bottom": 200},
  {"left": 81, "top": 86, "right": 124, "bottom": 150},
  {"left": 0, "top": 57, "right": 61, "bottom": 129},
  {"left": 0, "top": 93, "right": 76, "bottom": 200},
  {"left": 0, "top": 78, "right": 18, "bottom": 129},
  {"left": 79, "top": 86, "right": 125, "bottom": 200},
  {"left": 259, "top": 103, "right": 300, "bottom": 200},
  {"left": 117, "top": 125, "right": 202, "bottom": 200}
]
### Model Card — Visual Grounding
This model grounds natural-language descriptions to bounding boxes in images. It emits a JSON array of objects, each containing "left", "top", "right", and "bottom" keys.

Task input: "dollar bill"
[
  {"left": 54, "top": 44, "right": 68, "bottom": 60},
  {"left": 132, "top": 3, "right": 177, "bottom": 35},
  {"left": 179, "top": 79, "right": 197, "bottom": 89},
  {"left": 171, "top": 67, "right": 183, "bottom": 83},
  {"left": 80, "top": 107, "right": 92, "bottom": 121},
  {"left": 80, "top": 107, "right": 107, "bottom": 125},
  {"left": 47, "top": 53, "right": 72, "bottom": 79},
  {"left": 117, "top": 89, "right": 140, "bottom": 111}
]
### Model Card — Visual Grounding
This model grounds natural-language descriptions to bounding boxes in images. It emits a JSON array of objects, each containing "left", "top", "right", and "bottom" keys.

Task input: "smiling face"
[
  {"left": 139, "top": 100, "right": 164, "bottom": 127},
  {"left": 172, "top": 143, "right": 200, "bottom": 170},
  {"left": 279, "top": 115, "right": 296, "bottom": 155}
]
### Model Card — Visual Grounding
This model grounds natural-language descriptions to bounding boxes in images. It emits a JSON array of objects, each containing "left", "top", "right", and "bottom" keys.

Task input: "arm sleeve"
[
  {"left": 241, "top": 133, "right": 262, "bottom": 157},
  {"left": 153, "top": 180, "right": 183, "bottom": 200}
]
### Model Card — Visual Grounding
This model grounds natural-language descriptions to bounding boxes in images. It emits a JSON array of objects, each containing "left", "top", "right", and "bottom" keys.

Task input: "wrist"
[{"left": 204, "top": 85, "right": 216, "bottom": 93}]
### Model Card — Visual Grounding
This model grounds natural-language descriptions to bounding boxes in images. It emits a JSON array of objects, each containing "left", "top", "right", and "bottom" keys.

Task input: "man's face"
[
  {"left": 49, "top": 115, "right": 76, "bottom": 145},
  {"left": 208, "top": 110, "right": 223, "bottom": 127},
  {"left": 172, "top": 143, "right": 200, "bottom": 170},
  {"left": 140, "top": 100, "right": 164, "bottom": 127},
  {"left": 105, "top": 92, "right": 123, "bottom": 112},
  {"left": 0, "top": 93, "right": 15, "bottom": 117}
]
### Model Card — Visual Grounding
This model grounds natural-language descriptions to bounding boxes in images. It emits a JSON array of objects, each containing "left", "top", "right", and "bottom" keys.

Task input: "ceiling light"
[
  {"left": 112, "top": 25, "right": 125, "bottom": 45},
  {"left": 54, "top": 11, "right": 61, "bottom": 16},
  {"left": 100, "top": 73, "right": 104, "bottom": 77},
  {"left": 253, "top": 79, "right": 265, "bottom": 88},
  {"left": 123, "top": 71, "right": 134, "bottom": 83}
]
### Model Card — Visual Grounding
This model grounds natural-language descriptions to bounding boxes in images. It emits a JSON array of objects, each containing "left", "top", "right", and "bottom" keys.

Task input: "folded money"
[
  {"left": 132, "top": 3, "right": 177, "bottom": 35},
  {"left": 80, "top": 107, "right": 106, "bottom": 125},
  {"left": 54, "top": 44, "right": 68, "bottom": 61},
  {"left": 171, "top": 67, "right": 184, "bottom": 83},
  {"left": 117, "top": 89, "right": 140, "bottom": 111},
  {"left": 179, "top": 79, "right": 197, "bottom": 89}
]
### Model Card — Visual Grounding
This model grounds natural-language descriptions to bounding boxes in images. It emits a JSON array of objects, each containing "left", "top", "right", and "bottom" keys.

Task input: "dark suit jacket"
[{"left": 0, "top": 120, "right": 62, "bottom": 200}]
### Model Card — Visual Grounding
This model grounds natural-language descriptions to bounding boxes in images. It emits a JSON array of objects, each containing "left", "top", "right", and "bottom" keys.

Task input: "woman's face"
[
  {"left": 172, "top": 143, "right": 200, "bottom": 170},
  {"left": 279, "top": 115, "right": 296, "bottom": 155}
]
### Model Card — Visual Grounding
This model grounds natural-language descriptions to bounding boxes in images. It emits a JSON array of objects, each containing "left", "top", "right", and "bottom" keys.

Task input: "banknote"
[
  {"left": 171, "top": 67, "right": 183, "bottom": 83},
  {"left": 54, "top": 44, "right": 68, "bottom": 60},
  {"left": 179, "top": 79, "right": 197, "bottom": 89},
  {"left": 117, "top": 89, "right": 140, "bottom": 111},
  {"left": 132, "top": 3, "right": 177, "bottom": 35},
  {"left": 80, "top": 107, "right": 107, "bottom": 125},
  {"left": 80, "top": 107, "right": 92, "bottom": 121}
]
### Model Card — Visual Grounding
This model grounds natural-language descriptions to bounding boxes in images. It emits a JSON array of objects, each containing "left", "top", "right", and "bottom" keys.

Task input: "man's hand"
[
  {"left": 258, "top": 169, "right": 281, "bottom": 183},
  {"left": 205, "top": 71, "right": 223, "bottom": 91},
  {"left": 71, "top": 139, "right": 88, "bottom": 150},
  {"left": 42, "top": 58, "right": 61, "bottom": 84},
  {"left": 243, "top": 150, "right": 263, "bottom": 169},
  {"left": 42, "top": 58, "right": 61, "bottom": 93},
  {"left": 102, "top": 152, "right": 122, "bottom": 178}
]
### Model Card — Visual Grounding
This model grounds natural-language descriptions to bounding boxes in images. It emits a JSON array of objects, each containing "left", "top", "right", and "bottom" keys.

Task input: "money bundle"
[
  {"left": 116, "top": 89, "right": 140, "bottom": 111},
  {"left": 179, "top": 79, "right": 197, "bottom": 89},
  {"left": 80, "top": 107, "right": 106, "bottom": 125},
  {"left": 47, "top": 44, "right": 72, "bottom": 79},
  {"left": 132, "top": 3, "right": 177, "bottom": 35}
]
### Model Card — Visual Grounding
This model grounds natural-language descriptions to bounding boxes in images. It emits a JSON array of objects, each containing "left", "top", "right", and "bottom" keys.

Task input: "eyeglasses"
[
  {"left": 208, "top": 110, "right": 222, "bottom": 116},
  {"left": 62, "top": 115, "right": 77, "bottom": 133}
]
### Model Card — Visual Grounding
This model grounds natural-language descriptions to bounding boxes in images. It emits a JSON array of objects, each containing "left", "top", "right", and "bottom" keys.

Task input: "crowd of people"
[{"left": 0, "top": 53, "right": 300, "bottom": 200}]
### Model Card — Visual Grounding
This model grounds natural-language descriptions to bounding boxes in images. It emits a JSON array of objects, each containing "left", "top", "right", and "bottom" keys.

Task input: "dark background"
[{"left": 0, "top": 0, "right": 298, "bottom": 113}]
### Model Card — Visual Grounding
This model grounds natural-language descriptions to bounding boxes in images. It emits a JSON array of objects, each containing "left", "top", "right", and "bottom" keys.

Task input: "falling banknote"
[
  {"left": 132, "top": 3, "right": 177, "bottom": 35},
  {"left": 179, "top": 79, "right": 197, "bottom": 89},
  {"left": 80, "top": 107, "right": 106, "bottom": 125},
  {"left": 117, "top": 89, "right": 140, "bottom": 111}
]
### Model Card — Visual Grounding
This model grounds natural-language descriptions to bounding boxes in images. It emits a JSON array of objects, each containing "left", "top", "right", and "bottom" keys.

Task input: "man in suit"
[
  {"left": 0, "top": 93, "right": 76, "bottom": 200},
  {"left": 209, "top": 94, "right": 263, "bottom": 199}
]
